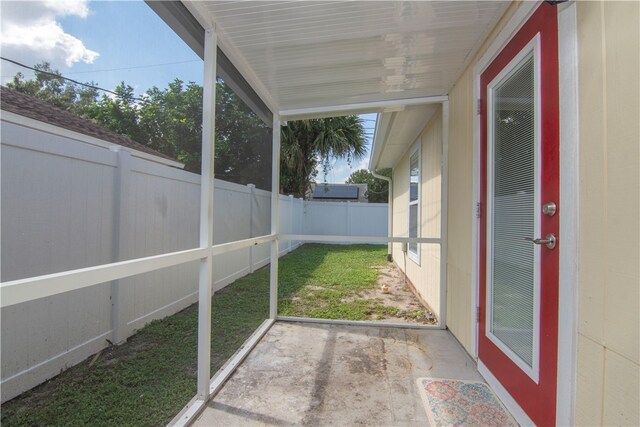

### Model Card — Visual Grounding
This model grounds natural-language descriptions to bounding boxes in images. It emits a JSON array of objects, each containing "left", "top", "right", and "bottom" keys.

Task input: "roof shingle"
[{"left": 0, "top": 86, "right": 176, "bottom": 162}]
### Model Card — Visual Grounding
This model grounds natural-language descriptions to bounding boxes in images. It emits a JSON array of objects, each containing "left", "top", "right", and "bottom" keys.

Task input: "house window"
[{"left": 408, "top": 147, "right": 420, "bottom": 262}]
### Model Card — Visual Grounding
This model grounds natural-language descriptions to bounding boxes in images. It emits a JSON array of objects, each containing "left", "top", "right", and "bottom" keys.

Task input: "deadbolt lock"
[{"left": 543, "top": 202, "right": 557, "bottom": 217}]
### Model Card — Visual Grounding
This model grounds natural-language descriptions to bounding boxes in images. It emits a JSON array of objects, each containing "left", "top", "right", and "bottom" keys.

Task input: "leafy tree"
[
  {"left": 7, "top": 66, "right": 270, "bottom": 185},
  {"left": 212, "top": 82, "right": 272, "bottom": 189},
  {"left": 143, "top": 80, "right": 271, "bottom": 186},
  {"left": 84, "top": 82, "right": 144, "bottom": 143},
  {"left": 281, "top": 116, "right": 367, "bottom": 198},
  {"left": 7, "top": 64, "right": 365, "bottom": 194},
  {"left": 7, "top": 62, "right": 98, "bottom": 116},
  {"left": 137, "top": 79, "right": 203, "bottom": 173},
  {"left": 346, "top": 168, "right": 391, "bottom": 203}
]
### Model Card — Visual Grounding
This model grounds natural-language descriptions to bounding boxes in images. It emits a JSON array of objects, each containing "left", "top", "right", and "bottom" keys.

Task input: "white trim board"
[
  {"left": 555, "top": 2, "right": 580, "bottom": 425},
  {"left": 439, "top": 100, "right": 449, "bottom": 331},
  {"left": 280, "top": 95, "right": 448, "bottom": 121},
  {"left": 407, "top": 143, "right": 422, "bottom": 265}
]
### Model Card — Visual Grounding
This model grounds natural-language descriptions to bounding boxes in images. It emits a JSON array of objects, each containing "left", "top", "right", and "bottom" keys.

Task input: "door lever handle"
[{"left": 524, "top": 233, "right": 557, "bottom": 249}]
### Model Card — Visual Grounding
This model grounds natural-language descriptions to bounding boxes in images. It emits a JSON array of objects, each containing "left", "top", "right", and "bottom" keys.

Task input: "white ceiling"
[{"left": 184, "top": 1, "right": 509, "bottom": 116}]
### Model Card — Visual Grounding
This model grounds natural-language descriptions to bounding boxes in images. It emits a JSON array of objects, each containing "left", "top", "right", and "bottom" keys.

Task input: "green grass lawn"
[
  {"left": 278, "top": 244, "right": 399, "bottom": 320},
  {"left": 1, "top": 244, "right": 387, "bottom": 426}
]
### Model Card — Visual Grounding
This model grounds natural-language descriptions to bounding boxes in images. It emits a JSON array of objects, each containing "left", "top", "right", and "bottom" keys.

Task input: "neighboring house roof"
[
  {"left": 0, "top": 86, "right": 176, "bottom": 163},
  {"left": 313, "top": 184, "right": 359, "bottom": 199},
  {"left": 311, "top": 183, "right": 367, "bottom": 201}
]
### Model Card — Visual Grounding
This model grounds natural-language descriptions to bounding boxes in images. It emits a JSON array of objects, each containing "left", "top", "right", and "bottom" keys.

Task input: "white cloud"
[
  {"left": 2, "top": 20, "right": 98, "bottom": 66},
  {"left": 315, "top": 156, "right": 370, "bottom": 184},
  {"left": 354, "top": 158, "right": 370, "bottom": 171},
  {"left": 42, "top": 0, "right": 89, "bottom": 18},
  {"left": 1, "top": 0, "right": 98, "bottom": 68},
  {"left": 329, "top": 162, "right": 352, "bottom": 179}
]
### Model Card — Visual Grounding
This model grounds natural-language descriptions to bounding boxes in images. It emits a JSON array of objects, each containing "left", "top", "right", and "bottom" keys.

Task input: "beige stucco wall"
[
  {"left": 389, "top": 1, "right": 638, "bottom": 422},
  {"left": 444, "top": 2, "right": 520, "bottom": 355},
  {"left": 392, "top": 109, "right": 442, "bottom": 318},
  {"left": 574, "top": 2, "right": 639, "bottom": 425},
  {"left": 444, "top": 1, "right": 639, "bottom": 422},
  {"left": 445, "top": 65, "right": 475, "bottom": 352}
]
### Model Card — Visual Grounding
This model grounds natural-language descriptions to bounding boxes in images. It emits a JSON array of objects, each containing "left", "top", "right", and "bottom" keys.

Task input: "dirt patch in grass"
[
  {"left": 329, "top": 263, "right": 437, "bottom": 324},
  {"left": 278, "top": 244, "right": 437, "bottom": 325},
  {"left": 363, "top": 264, "right": 437, "bottom": 324}
]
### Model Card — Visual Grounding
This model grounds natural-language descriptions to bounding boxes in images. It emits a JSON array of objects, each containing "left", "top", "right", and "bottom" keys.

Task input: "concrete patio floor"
[{"left": 193, "top": 321, "right": 484, "bottom": 426}]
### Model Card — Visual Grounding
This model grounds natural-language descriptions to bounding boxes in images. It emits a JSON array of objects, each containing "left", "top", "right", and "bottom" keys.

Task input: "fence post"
[
  {"left": 346, "top": 201, "right": 352, "bottom": 245},
  {"left": 247, "top": 184, "right": 255, "bottom": 273},
  {"left": 288, "top": 195, "right": 294, "bottom": 253},
  {"left": 110, "top": 148, "right": 132, "bottom": 345},
  {"left": 299, "top": 198, "right": 304, "bottom": 248}
]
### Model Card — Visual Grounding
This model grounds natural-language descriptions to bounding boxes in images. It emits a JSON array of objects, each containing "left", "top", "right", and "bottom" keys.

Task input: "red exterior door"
[{"left": 479, "top": 4, "right": 559, "bottom": 426}]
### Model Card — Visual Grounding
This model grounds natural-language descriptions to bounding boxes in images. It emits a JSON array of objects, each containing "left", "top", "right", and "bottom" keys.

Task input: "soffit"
[{"left": 370, "top": 105, "right": 439, "bottom": 170}]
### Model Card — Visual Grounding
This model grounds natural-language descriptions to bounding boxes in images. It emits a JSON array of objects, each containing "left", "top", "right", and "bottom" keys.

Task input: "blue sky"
[{"left": 0, "top": 0, "right": 376, "bottom": 183}]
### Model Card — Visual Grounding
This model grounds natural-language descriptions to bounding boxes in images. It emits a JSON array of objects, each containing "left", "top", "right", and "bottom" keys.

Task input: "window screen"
[{"left": 409, "top": 149, "right": 420, "bottom": 257}]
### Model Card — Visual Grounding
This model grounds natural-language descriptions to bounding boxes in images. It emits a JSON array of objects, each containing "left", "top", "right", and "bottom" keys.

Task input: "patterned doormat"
[{"left": 416, "top": 378, "right": 518, "bottom": 426}]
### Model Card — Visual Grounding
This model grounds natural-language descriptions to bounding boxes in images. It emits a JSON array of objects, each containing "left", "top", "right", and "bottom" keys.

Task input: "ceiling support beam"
[
  {"left": 196, "top": 26, "right": 216, "bottom": 403},
  {"left": 269, "top": 115, "right": 282, "bottom": 320},
  {"left": 439, "top": 100, "right": 450, "bottom": 332},
  {"left": 279, "top": 95, "right": 449, "bottom": 121}
]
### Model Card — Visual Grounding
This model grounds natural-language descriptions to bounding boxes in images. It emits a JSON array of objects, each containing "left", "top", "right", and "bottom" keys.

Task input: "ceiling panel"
[{"left": 186, "top": 1, "right": 509, "bottom": 113}]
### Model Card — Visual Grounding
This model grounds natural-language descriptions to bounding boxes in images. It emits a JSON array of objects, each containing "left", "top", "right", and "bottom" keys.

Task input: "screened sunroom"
[{"left": 5, "top": 1, "right": 633, "bottom": 426}]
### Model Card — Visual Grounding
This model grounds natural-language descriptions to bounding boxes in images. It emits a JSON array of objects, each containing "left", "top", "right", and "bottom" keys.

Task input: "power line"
[
  {"left": 1, "top": 57, "right": 146, "bottom": 102},
  {"left": 1, "top": 59, "right": 201, "bottom": 79}
]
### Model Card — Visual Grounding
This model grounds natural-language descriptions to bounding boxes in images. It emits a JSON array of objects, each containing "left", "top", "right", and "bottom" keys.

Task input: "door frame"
[{"left": 470, "top": 1, "right": 579, "bottom": 425}]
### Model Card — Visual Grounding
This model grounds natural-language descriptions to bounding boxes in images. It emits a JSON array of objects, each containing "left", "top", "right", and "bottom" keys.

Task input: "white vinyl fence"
[{"left": 0, "top": 118, "right": 387, "bottom": 402}]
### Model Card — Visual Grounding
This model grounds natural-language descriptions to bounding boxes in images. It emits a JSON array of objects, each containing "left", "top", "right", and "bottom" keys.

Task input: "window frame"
[
  {"left": 408, "top": 143, "right": 421, "bottom": 264},
  {"left": 485, "top": 36, "right": 541, "bottom": 383}
]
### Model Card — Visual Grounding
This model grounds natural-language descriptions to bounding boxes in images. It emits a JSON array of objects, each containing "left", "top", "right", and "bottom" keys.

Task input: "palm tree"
[{"left": 280, "top": 116, "right": 367, "bottom": 197}]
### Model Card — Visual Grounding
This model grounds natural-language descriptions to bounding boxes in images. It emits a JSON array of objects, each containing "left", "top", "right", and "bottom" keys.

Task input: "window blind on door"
[{"left": 490, "top": 53, "right": 536, "bottom": 368}]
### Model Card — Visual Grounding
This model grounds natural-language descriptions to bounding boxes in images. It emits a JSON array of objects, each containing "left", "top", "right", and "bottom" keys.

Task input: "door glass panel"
[{"left": 490, "top": 53, "right": 535, "bottom": 367}]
